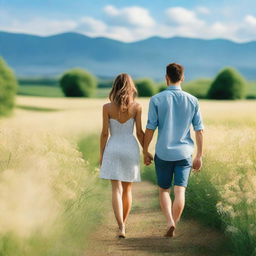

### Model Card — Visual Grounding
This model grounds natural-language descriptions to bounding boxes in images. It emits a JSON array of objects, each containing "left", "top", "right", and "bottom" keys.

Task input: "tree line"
[
  {"left": 59, "top": 67, "right": 248, "bottom": 100},
  {"left": 0, "top": 56, "right": 252, "bottom": 116}
]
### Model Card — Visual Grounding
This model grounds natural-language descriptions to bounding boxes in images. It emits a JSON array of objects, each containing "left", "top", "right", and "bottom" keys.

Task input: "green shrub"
[
  {"left": 135, "top": 78, "right": 156, "bottom": 97},
  {"left": 157, "top": 79, "right": 212, "bottom": 98},
  {"left": 158, "top": 82, "right": 166, "bottom": 93},
  {"left": 98, "top": 80, "right": 113, "bottom": 88},
  {"left": 208, "top": 67, "right": 247, "bottom": 100},
  {"left": 246, "top": 95, "right": 256, "bottom": 99},
  {"left": 0, "top": 57, "right": 18, "bottom": 116},
  {"left": 183, "top": 79, "right": 212, "bottom": 99},
  {"left": 60, "top": 69, "right": 97, "bottom": 97},
  {"left": 247, "top": 81, "right": 256, "bottom": 99}
]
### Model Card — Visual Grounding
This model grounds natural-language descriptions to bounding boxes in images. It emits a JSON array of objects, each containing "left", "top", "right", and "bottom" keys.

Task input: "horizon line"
[{"left": 0, "top": 30, "right": 255, "bottom": 45}]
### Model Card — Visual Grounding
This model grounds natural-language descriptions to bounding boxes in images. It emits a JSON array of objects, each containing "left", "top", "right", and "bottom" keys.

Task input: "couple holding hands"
[{"left": 99, "top": 63, "right": 204, "bottom": 238}]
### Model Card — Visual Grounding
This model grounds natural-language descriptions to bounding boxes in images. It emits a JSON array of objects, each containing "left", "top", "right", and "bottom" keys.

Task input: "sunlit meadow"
[
  {"left": 0, "top": 97, "right": 105, "bottom": 255},
  {"left": 0, "top": 96, "right": 256, "bottom": 255}
]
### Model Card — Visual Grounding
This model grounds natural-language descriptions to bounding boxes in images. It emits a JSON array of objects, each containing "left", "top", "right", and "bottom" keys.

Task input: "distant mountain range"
[{"left": 0, "top": 31, "right": 255, "bottom": 80}]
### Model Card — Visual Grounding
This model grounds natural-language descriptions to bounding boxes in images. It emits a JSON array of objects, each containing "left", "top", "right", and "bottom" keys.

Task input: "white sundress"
[{"left": 99, "top": 118, "right": 141, "bottom": 182}]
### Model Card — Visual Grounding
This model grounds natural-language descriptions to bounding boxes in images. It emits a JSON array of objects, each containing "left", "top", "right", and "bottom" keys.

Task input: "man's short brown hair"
[{"left": 166, "top": 63, "right": 184, "bottom": 83}]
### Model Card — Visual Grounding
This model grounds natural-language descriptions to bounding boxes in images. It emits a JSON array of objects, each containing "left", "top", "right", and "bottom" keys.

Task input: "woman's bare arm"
[
  {"left": 99, "top": 104, "right": 109, "bottom": 165},
  {"left": 135, "top": 103, "right": 144, "bottom": 148},
  {"left": 143, "top": 128, "right": 154, "bottom": 165}
]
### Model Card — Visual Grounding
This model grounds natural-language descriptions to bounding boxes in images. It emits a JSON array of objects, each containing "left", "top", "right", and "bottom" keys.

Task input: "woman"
[{"left": 99, "top": 73, "right": 144, "bottom": 238}]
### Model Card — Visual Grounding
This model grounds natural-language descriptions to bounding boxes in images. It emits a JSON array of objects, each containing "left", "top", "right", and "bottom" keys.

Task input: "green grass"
[
  {"left": 18, "top": 85, "right": 64, "bottom": 97},
  {"left": 78, "top": 134, "right": 100, "bottom": 172},
  {"left": 18, "top": 78, "right": 58, "bottom": 86},
  {"left": 141, "top": 127, "right": 256, "bottom": 256},
  {"left": 96, "top": 88, "right": 110, "bottom": 98},
  {"left": 16, "top": 105, "right": 60, "bottom": 112},
  {"left": 17, "top": 79, "right": 256, "bottom": 99},
  {"left": 0, "top": 133, "right": 108, "bottom": 256},
  {"left": 247, "top": 81, "right": 256, "bottom": 98},
  {"left": 17, "top": 85, "right": 110, "bottom": 98},
  {"left": 141, "top": 164, "right": 157, "bottom": 184}
]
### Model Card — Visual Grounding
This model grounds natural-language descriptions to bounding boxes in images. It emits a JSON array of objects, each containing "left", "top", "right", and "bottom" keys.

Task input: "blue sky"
[{"left": 1, "top": 0, "right": 256, "bottom": 42}]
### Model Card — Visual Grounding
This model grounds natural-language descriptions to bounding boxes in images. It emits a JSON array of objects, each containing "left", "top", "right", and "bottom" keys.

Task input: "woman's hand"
[{"left": 99, "top": 156, "right": 103, "bottom": 167}]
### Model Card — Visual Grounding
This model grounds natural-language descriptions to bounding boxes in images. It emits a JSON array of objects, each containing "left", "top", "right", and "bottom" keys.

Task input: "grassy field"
[
  {"left": 0, "top": 96, "right": 256, "bottom": 255},
  {"left": 17, "top": 79, "right": 256, "bottom": 99},
  {"left": 18, "top": 85, "right": 64, "bottom": 97},
  {"left": 18, "top": 85, "right": 111, "bottom": 98},
  {"left": 0, "top": 97, "right": 107, "bottom": 256}
]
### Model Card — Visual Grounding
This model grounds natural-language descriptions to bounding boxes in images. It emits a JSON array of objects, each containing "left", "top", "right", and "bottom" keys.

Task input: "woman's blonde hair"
[{"left": 109, "top": 73, "right": 137, "bottom": 112}]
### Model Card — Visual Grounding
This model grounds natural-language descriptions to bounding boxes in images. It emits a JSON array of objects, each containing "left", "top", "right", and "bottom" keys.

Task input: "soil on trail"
[{"left": 84, "top": 182, "right": 233, "bottom": 256}]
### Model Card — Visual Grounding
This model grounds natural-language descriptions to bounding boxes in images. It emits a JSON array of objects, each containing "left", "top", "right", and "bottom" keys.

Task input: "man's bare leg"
[
  {"left": 172, "top": 185, "right": 186, "bottom": 224},
  {"left": 159, "top": 187, "right": 176, "bottom": 232}
]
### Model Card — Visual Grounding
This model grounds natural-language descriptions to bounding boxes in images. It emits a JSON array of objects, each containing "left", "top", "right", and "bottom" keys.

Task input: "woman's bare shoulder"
[
  {"left": 133, "top": 101, "right": 142, "bottom": 111},
  {"left": 102, "top": 103, "right": 112, "bottom": 115},
  {"left": 103, "top": 102, "right": 111, "bottom": 109}
]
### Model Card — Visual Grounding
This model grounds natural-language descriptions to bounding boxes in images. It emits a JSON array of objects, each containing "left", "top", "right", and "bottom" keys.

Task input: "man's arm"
[
  {"left": 143, "top": 128, "right": 155, "bottom": 165},
  {"left": 193, "top": 130, "right": 203, "bottom": 171},
  {"left": 192, "top": 100, "right": 204, "bottom": 171}
]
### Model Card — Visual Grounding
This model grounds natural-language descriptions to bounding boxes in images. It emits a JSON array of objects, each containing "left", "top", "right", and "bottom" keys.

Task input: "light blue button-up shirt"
[{"left": 146, "top": 85, "right": 204, "bottom": 161}]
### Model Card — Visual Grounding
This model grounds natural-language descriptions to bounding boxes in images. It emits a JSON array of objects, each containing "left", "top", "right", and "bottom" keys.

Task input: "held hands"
[
  {"left": 143, "top": 151, "right": 153, "bottom": 166},
  {"left": 192, "top": 156, "right": 202, "bottom": 172},
  {"left": 99, "top": 156, "right": 103, "bottom": 167}
]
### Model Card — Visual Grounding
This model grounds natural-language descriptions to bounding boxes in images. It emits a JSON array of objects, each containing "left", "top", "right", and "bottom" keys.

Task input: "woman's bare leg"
[
  {"left": 111, "top": 180, "right": 124, "bottom": 229},
  {"left": 122, "top": 182, "right": 132, "bottom": 224}
]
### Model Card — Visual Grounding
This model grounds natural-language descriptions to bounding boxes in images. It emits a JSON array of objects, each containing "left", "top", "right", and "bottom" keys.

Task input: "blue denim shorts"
[{"left": 154, "top": 154, "right": 192, "bottom": 189}]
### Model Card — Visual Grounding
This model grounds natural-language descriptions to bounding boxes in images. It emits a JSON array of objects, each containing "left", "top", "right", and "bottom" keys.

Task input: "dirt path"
[{"left": 84, "top": 182, "right": 232, "bottom": 256}]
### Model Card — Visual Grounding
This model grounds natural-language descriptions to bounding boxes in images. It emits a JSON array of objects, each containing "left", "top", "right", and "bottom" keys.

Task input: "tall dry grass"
[
  {"left": 184, "top": 125, "right": 256, "bottom": 255},
  {"left": 0, "top": 98, "right": 106, "bottom": 255},
  {"left": 1, "top": 96, "right": 256, "bottom": 255}
]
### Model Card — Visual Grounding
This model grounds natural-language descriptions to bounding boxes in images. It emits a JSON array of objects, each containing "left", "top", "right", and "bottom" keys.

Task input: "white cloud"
[
  {"left": 245, "top": 15, "right": 256, "bottom": 27},
  {"left": 211, "top": 22, "right": 230, "bottom": 34},
  {"left": 165, "top": 7, "right": 205, "bottom": 27},
  {"left": 195, "top": 6, "right": 210, "bottom": 15},
  {"left": 103, "top": 5, "right": 155, "bottom": 27},
  {"left": 0, "top": 16, "right": 77, "bottom": 36},
  {"left": 78, "top": 17, "right": 107, "bottom": 34},
  {"left": 236, "top": 15, "right": 256, "bottom": 41},
  {"left": 1, "top": 7, "right": 256, "bottom": 43},
  {"left": 104, "top": 5, "right": 119, "bottom": 16}
]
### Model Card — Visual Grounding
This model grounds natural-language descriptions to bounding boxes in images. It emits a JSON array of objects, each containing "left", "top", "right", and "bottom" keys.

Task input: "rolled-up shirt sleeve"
[
  {"left": 192, "top": 101, "right": 204, "bottom": 131},
  {"left": 146, "top": 97, "right": 158, "bottom": 130}
]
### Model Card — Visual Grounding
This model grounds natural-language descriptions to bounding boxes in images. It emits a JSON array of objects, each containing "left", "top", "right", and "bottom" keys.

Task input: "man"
[{"left": 143, "top": 63, "right": 204, "bottom": 237}]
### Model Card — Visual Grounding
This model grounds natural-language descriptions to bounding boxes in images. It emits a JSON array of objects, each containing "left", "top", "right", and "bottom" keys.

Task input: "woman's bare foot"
[{"left": 117, "top": 225, "right": 126, "bottom": 238}]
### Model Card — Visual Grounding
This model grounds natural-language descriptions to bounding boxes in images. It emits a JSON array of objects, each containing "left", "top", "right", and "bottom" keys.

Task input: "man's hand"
[
  {"left": 143, "top": 151, "right": 153, "bottom": 166},
  {"left": 192, "top": 156, "right": 202, "bottom": 172}
]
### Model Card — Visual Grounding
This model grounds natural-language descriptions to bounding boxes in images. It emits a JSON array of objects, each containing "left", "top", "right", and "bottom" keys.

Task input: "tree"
[
  {"left": 135, "top": 78, "right": 156, "bottom": 97},
  {"left": 158, "top": 82, "right": 166, "bottom": 93},
  {"left": 208, "top": 68, "right": 247, "bottom": 100},
  {"left": 0, "top": 57, "right": 18, "bottom": 116},
  {"left": 60, "top": 68, "right": 97, "bottom": 97},
  {"left": 183, "top": 79, "right": 212, "bottom": 99}
]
